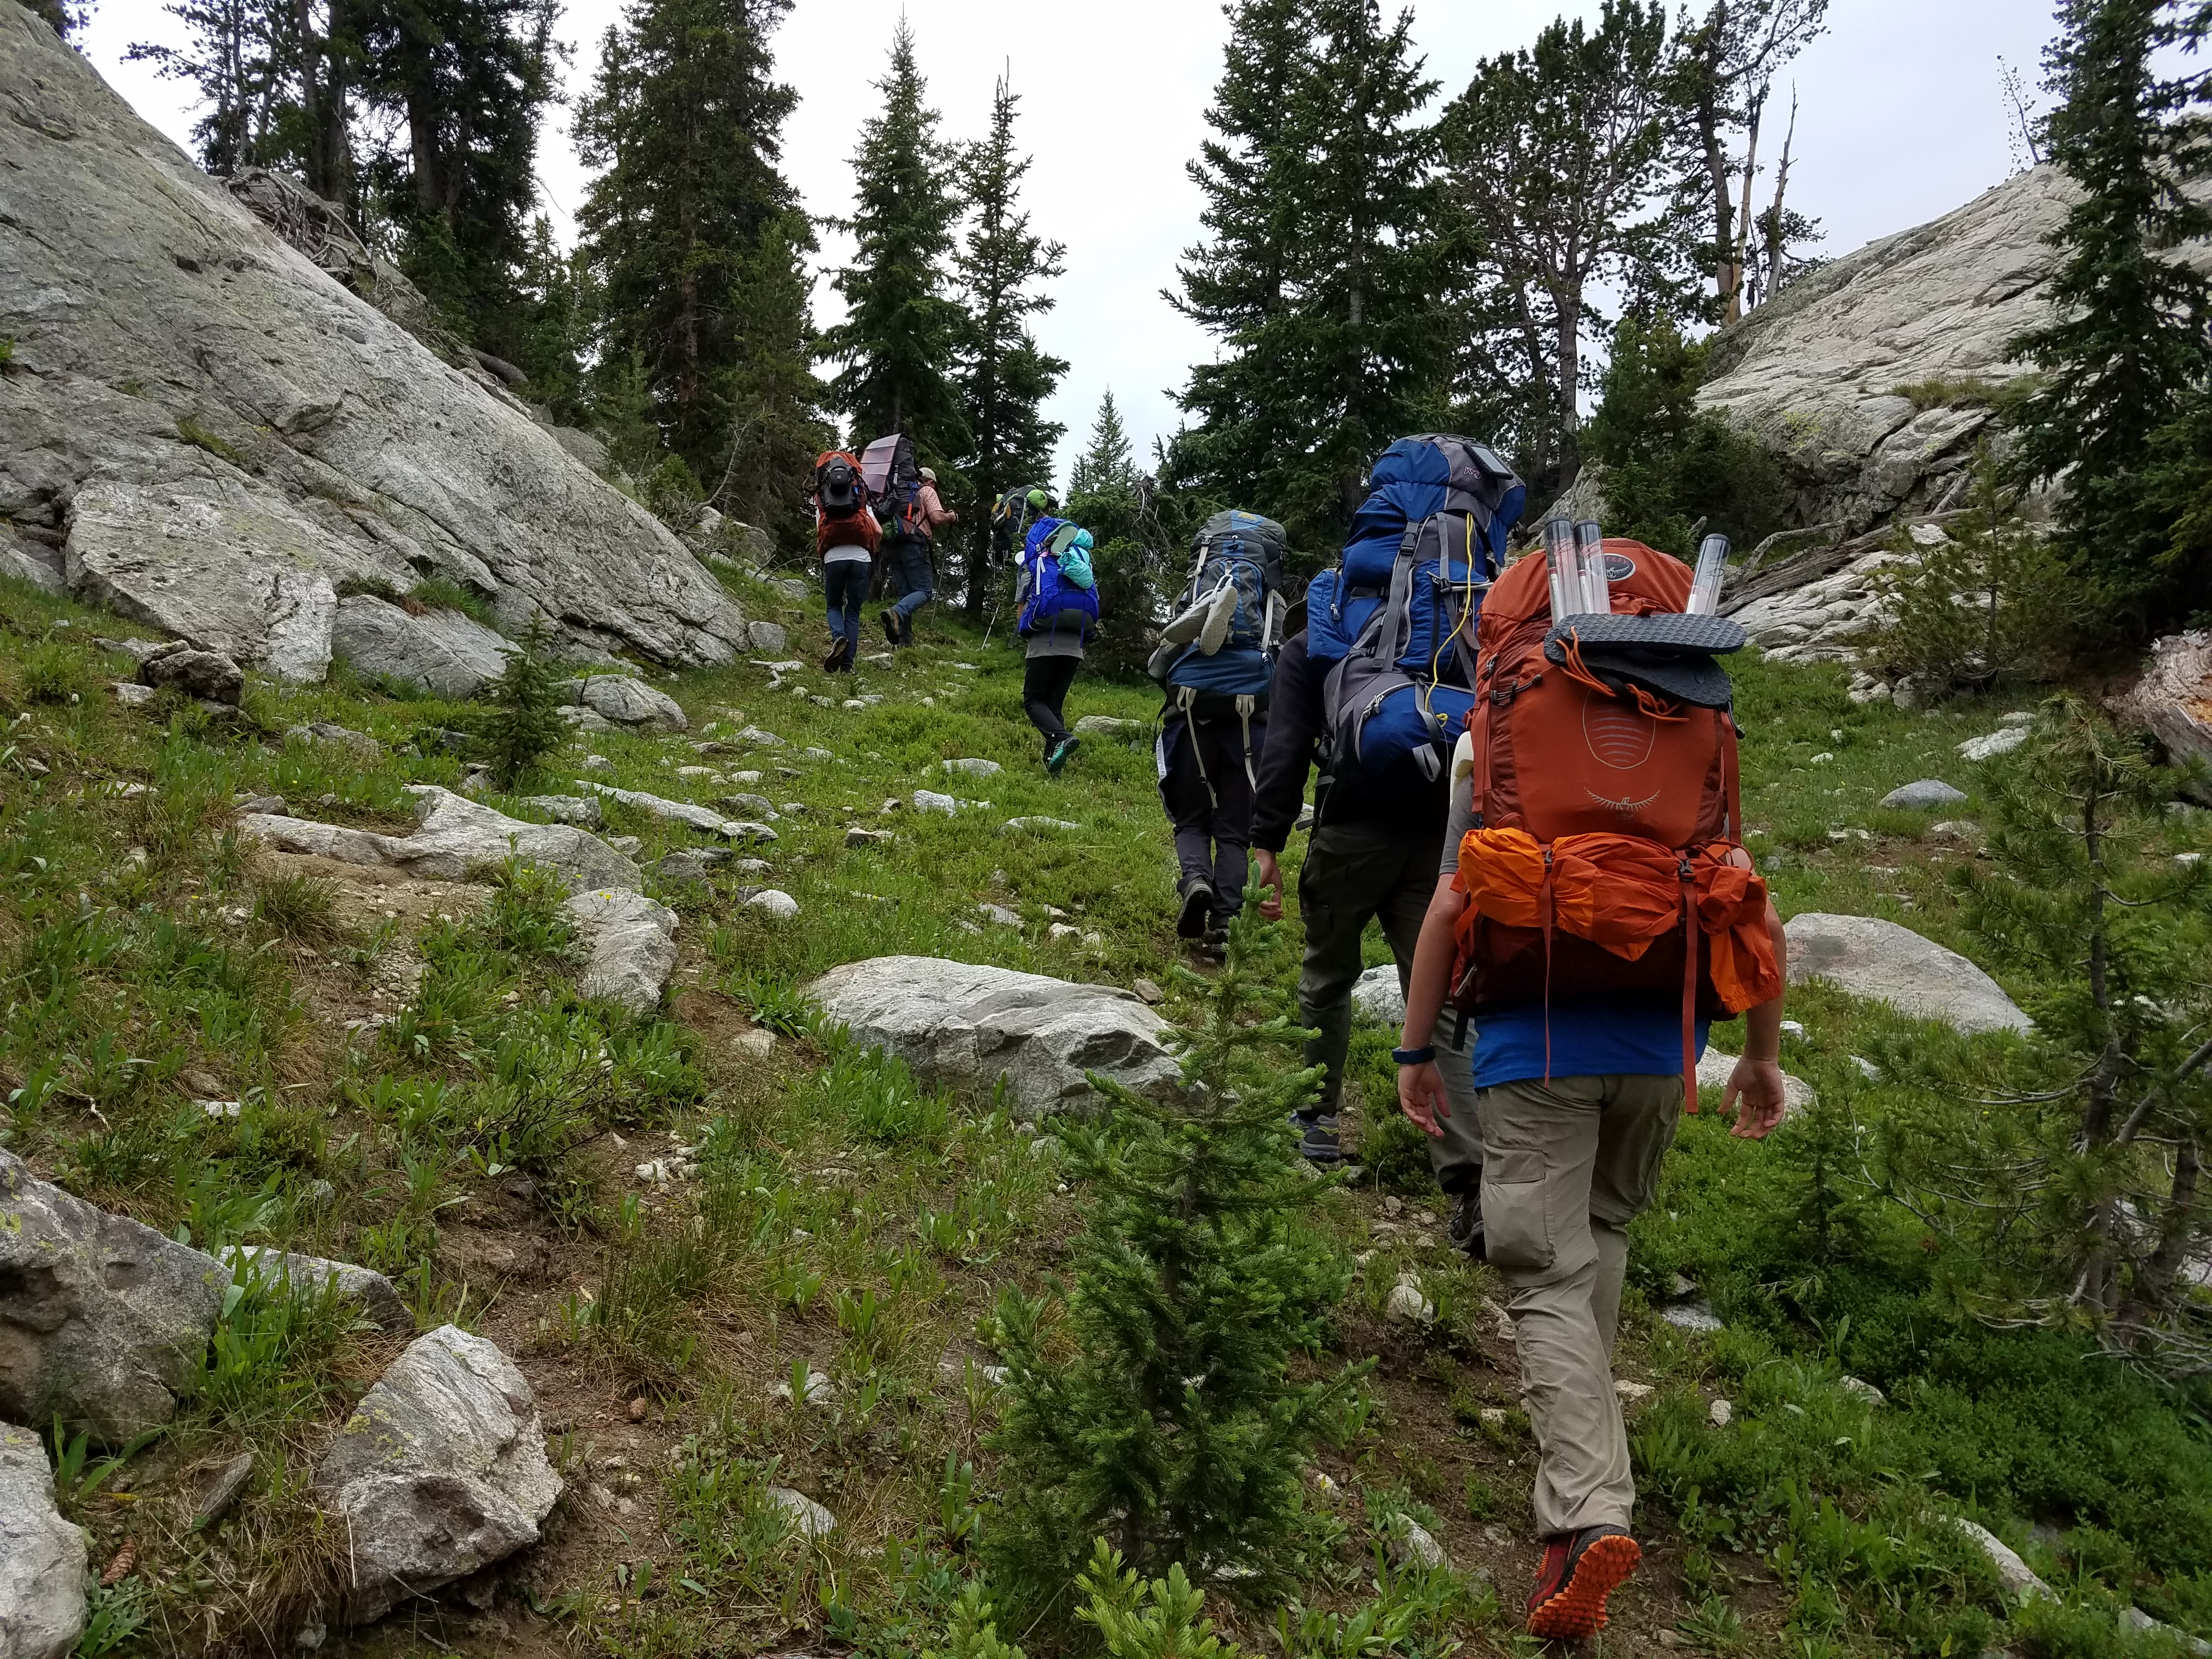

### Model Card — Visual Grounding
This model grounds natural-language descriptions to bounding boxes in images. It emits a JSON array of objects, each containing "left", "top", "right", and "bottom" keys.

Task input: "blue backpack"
[
  {"left": 1310, "top": 435, "right": 1525, "bottom": 783},
  {"left": 1152, "top": 509, "right": 1289, "bottom": 702},
  {"left": 1017, "top": 517, "right": 1101, "bottom": 640}
]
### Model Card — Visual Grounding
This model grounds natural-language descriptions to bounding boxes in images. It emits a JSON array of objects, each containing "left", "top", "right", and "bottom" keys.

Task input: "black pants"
[
  {"left": 1159, "top": 709, "right": 1262, "bottom": 927},
  {"left": 1023, "top": 653, "right": 1080, "bottom": 749}
]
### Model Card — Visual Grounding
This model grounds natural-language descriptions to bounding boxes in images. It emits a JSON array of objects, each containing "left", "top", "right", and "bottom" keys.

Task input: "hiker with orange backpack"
[
  {"left": 813, "top": 449, "right": 879, "bottom": 673},
  {"left": 1391, "top": 522, "right": 1791, "bottom": 1641}
]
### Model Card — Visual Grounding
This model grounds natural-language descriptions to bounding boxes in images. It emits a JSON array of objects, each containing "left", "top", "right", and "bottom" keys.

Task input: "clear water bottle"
[
  {"left": 1572, "top": 520, "right": 1610, "bottom": 614},
  {"left": 1688, "top": 534, "right": 1731, "bottom": 615},
  {"left": 1542, "top": 517, "right": 1577, "bottom": 617}
]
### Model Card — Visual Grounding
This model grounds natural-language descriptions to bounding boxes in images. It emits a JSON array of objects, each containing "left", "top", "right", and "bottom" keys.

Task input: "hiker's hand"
[
  {"left": 1254, "top": 849, "right": 1283, "bottom": 921},
  {"left": 1723, "top": 1056, "right": 1789, "bottom": 1139},
  {"left": 1397, "top": 1061, "right": 1449, "bottom": 1138}
]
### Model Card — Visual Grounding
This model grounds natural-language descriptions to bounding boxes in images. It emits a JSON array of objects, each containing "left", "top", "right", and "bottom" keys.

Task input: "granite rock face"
[
  {"left": 1700, "top": 163, "right": 2212, "bottom": 535},
  {"left": 0, "top": 1150, "right": 226, "bottom": 1442},
  {"left": 0, "top": 1422, "right": 87, "bottom": 1659},
  {"left": 315, "top": 1325, "right": 561, "bottom": 1623},
  {"left": 562, "top": 888, "right": 679, "bottom": 1015},
  {"left": 0, "top": 5, "right": 744, "bottom": 676},
  {"left": 331, "top": 594, "right": 514, "bottom": 698},
  {"left": 804, "top": 956, "right": 1180, "bottom": 1116}
]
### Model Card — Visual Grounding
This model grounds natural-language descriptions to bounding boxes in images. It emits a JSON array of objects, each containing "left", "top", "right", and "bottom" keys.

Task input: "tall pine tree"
[
  {"left": 575, "top": 0, "right": 817, "bottom": 501},
  {"left": 1169, "top": 0, "right": 1451, "bottom": 562},
  {"left": 821, "top": 18, "right": 968, "bottom": 470},
  {"left": 951, "top": 71, "right": 1068, "bottom": 617},
  {"left": 1069, "top": 392, "right": 1160, "bottom": 673},
  {"left": 2006, "top": 0, "right": 2211, "bottom": 635},
  {"left": 356, "top": 0, "right": 561, "bottom": 360}
]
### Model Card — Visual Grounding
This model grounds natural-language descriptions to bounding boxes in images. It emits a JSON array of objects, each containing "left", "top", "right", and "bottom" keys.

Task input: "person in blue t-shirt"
[{"left": 1389, "top": 729, "right": 1791, "bottom": 1640}]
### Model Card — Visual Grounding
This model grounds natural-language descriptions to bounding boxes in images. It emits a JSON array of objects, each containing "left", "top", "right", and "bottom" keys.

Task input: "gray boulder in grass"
[
  {"left": 577, "top": 675, "right": 687, "bottom": 731},
  {"left": 0, "top": 1422, "right": 88, "bottom": 1659},
  {"left": 804, "top": 956, "right": 1178, "bottom": 1118},
  {"left": 563, "top": 888, "right": 679, "bottom": 1014},
  {"left": 1785, "top": 913, "right": 2030, "bottom": 1035},
  {"left": 1878, "top": 779, "right": 1967, "bottom": 810},
  {"left": 315, "top": 1325, "right": 561, "bottom": 1624},
  {"left": 218, "top": 1245, "right": 413, "bottom": 1333},
  {"left": 238, "top": 785, "right": 641, "bottom": 891},
  {"left": 0, "top": 1149, "right": 227, "bottom": 1443}
]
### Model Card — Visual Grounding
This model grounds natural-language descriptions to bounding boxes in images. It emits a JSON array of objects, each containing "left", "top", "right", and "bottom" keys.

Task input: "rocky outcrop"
[
  {"left": 315, "top": 1325, "right": 561, "bottom": 1623},
  {"left": 238, "top": 785, "right": 642, "bottom": 890},
  {"left": 1785, "top": 913, "right": 2031, "bottom": 1036},
  {"left": 578, "top": 781, "right": 775, "bottom": 841},
  {"left": 332, "top": 594, "right": 513, "bottom": 698},
  {"left": 1701, "top": 164, "right": 2212, "bottom": 535},
  {"left": 0, "top": 1422, "right": 87, "bottom": 1659},
  {"left": 0, "top": 5, "right": 744, "bottom": 678},
  {"left": 562, "top": 888, "right": 679, "bottom": 1014},
  {"left": 804, "top": 957, "right": 1180, "bottom": 1115},
  {"left": 0, "top": 1150, "right": 227, "bottom": 1442},
  {"left": 574, "top": 674, "right": 687, "bottom": 730}
]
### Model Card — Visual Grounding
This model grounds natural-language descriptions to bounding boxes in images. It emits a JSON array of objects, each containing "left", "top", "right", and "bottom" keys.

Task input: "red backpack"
[{"left": 1449, "top": 540, "right": 1778, "bottom": 1099}]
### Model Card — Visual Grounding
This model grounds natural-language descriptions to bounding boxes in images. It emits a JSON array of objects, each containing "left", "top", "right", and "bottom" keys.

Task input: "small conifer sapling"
[
  {"left": 483, "top": 616, "right": 567, "bottom": 788},
  {"left": 988, "top": 896, "right": 1362, "bottom": 1606}
]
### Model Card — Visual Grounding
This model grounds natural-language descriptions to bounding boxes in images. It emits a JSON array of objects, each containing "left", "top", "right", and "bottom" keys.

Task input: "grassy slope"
[{"left": 1, "top": 564, "right": 2207, "bottom": 1659}]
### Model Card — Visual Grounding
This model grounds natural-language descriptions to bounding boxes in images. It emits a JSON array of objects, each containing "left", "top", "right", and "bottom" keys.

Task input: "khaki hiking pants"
[
  {"left": 1477, "top": 1073, "right": 1684, "bottom": 1537},
  {"left": 1295, "top": 818, "right": 1482, "bottom": 1192}
]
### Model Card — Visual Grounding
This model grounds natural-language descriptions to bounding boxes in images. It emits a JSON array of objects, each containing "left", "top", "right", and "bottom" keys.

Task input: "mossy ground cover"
[{"left": 1, "top": 565, "right": 2206, "bottom": 1658}]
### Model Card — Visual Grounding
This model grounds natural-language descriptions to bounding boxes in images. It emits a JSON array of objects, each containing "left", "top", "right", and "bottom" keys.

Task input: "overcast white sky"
[{"left": 84, "top": 0, "right": 2059, "bottom": 484}]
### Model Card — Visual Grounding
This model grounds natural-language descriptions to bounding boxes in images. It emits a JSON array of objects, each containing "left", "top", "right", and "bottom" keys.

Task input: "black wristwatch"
[{"left": 1392, "top": 1046, "right": 1436, "bottom": 1066}]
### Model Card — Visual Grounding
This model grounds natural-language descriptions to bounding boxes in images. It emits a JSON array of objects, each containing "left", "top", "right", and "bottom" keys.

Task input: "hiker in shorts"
[
  {"left": 812, "top": 450, "right": 878, "bottom": 673},
  {"left": 1014, "top": 516, "right": 1099, "bottom": 774},
  {"left": 1390, "top": 536, "right": 1791, "bottom": 1640},
  {"left": 1249, "top": 624, "right": 1485, "bottom": 1211},
  {"left": 881, "top": 466, "right": 957, "bottom": 648}
]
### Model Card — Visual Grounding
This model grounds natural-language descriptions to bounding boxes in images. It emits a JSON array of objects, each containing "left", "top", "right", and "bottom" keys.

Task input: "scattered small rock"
[
  {"left": 845, "top": 827, "right": 891, "bottom": 848},
  {"left": 1384, "top": 1274, "right": 1435, "bottom": 1324},
  {"left": 137, "top": 644, "right": 244, "bottom": 706},
  {"left": 1133, "top": 978, "right": 1165, "bottom": 1005},
  {"left": 732, "top": 1029, "right": 776, "bottom": 1057},
  {"left": 769, "top": 1370, "right": 833, "bottom": 1405},
  {"left": 1660, "top": 1300, "right": 1725, "bottom": 1334},
  {"left": 578, "top": 675, "right": 687, "bottom": 731},
  {"left": 767, "top": 1486, "right": 838, "bottom": 1538},
  {"left": 109, "top": 680, "right": 158, "bottom": 708},
  {"left": 1614, "top": 1379, "right": 1654, "bottom": 1402},
  {"left": 563, "top": 888, "right": 680, "bottom": 1014},
  {"left": 0, "top": 1421, "right": 88, "bottom": 1657},
  {"left": 1003, "top": 816, "right": 1080, "bottom": 832},
  {"left": 1959, "top": 726, "right": 2030, "bottom": 761},
  {"left": 1839, "top": 1375, "right": 1885, "bottom": 1406},
  {"left": 191, "top": 1448, "right": 257, "bottom": 1531},
  {"left": 220, "top": 1245, "right": 413, "bottom": 1333},
  {"left": 1708, "top": 1398, "right": 1734, "bottom": 1428},
  {"left": 746, "top": 889, "right": 800, "bottom": 919},
  {"left": 1351, "top": 964, "right": 1405, "bottom": 1026},
  {"left": 524, "top": 793, "right": 604, "bottom": 829},
  {"left": 942, "top": 758, "right": 1001, "bottom": 777},
  {"left": 913, "top": 789, "right": 958, "bottom": 814},
  {"left": 1072, "top": 715, "right": 1146, "bottom": 739},
  {"left": 1387, "top": 1515, "right": 1449, "bottom": 1570},
  {"left": 978, "top": 902, "right": 1022, "bottom": 926}
]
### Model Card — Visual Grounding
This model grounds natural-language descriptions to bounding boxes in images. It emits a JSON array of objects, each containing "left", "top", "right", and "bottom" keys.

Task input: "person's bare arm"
[
  {"left": 1395, "top": 874, "right": 1468, "bottom": 1138},
  {"left": 1722, "top": 896, "right": 1791, "bottom": 1139}
]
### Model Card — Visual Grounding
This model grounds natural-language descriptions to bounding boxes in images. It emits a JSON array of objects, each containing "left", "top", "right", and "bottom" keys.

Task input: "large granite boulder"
[
  {"left": 0, "top": 1422, "right": 87, "bottom": 1658},
  {"left": 314, "top": 1325, "right": 561, "bottom": 1623},
  {"left": 332, "top": 593, "right": 513, "bottom": 698},
  {"left": 1785, "top": 913, "right": 2031, "bottom": 1036},
  {"left": 1700, "top": 164, "right": 2212, "bottom": 535},
  {"left": 0, "top": 5, "right": 744, "bottom": 678},
  {"left": 0, "top": 1150, "right": 226, "bottom": 1442},
  {"left": 575, "top": 674, "right": 687, "bottom": 731},
  {"left": 804, "top": 957, "right": 1181, "bottom": 1115},
  {"left": 238, "top": 785, "right": 641, "bottom": 891}
]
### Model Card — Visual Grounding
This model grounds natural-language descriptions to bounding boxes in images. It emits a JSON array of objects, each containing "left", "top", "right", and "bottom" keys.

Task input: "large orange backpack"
[{"left": 1449, "top": 539, "right": 1780, "bottom": 1099}]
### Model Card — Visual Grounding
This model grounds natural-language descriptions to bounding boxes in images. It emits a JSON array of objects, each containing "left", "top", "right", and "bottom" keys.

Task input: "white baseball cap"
[{"left": 919, "top": 467, "right": 936, "bottom": 482}]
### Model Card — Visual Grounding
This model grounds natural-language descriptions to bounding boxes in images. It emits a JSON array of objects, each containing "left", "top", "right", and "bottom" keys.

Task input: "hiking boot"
[
  {"left": 1448, "top": 1186, "right": 1486, "bottom": 1261},
  {"left": 1526, "top": 1526, "right": 1640, "bottom": 1640},
  {"left": 881, "top": 611, "right": 900, "bottom": 647},
  {"left": 1289, "top": 1109, "right": 1342, "bottom": 1164},
  {"left": 1045, "top": 735, "right": 1080, "bottom": 775},
  {"left": 1176, "top": 874, "right": 1215, "bottom": 939},
  {"left": 823, "top": 641, "right": 851, "bottom": 674},
  {"left": 1197, "top": 926, "right": 1228, "bottom": 962}
]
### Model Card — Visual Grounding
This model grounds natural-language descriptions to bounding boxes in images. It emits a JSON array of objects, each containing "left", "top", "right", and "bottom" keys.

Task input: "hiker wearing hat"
[
  {"left": 1390, "top": 534, "right": 1791, "bottom": 1640},
  {"left": 1013, "top": 512, "right": 1100, "bottom": 773},
  {"left": 881, "top": 465, "right": 958, "bottom": 648}
]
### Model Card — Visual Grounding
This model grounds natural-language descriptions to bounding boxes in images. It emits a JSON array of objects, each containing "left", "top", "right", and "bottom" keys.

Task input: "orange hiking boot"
[{"left": 1526, "top": 1525, "right": 1641, "bottom": 1639}]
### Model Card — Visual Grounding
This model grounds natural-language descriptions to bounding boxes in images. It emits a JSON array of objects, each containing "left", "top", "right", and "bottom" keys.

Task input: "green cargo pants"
[{"left": 1295, "top": 817, "right": 1483, "bottom": 1193}]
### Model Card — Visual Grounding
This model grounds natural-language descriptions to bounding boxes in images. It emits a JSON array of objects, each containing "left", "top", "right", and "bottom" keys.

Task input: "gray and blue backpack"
[{"left": 1148, "top": 509, "right": 1289, "bottom": 793}]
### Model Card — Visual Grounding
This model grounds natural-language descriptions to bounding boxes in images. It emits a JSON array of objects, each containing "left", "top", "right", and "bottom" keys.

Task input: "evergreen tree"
[
  {"left": 503, "top": 216, "right": 591, "bottom": 421},
  {"left": 1069, "top": 392, "right": 1160, "bottom": 673},
  {"left": 575, "top": 0, "right": 813, "bottom": 490},
  {"left": 131, "top": 0, "right": 358, "bottom": 204},
  {"left": 989, "top": 903, "right": 1357, "bottom": 1609},
  {"left": 1171, "top": 0, "right": 1452, "bottom": 561},
  {"left": 951, "top": 71, "right": 1068, "bottom": 618},
  {"left": 1444, "top": 1, "right": 1689, "bottom": 492},
  {"left": 703, "top": 207, "right": 832, "bottom": 549},
  {"left": 2006, "top": 0, "right": 2212, "bottom": 635},
  {"left": 18, "top": 0, "right": 91, "bottom": 40},
  {"left": 821, "top": 18, "right": 968, "bottom": 471},
  {"left": 481, "top": 614, "right": 567, "bottom": 787},
  {"left": 356, "top": 0, "right": 561, "bottom": 359}
]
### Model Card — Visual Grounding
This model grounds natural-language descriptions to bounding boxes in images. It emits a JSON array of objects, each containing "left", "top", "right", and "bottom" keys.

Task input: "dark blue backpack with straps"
[{"left": 1310, "top": 435, "right": 1526, "bottom": 782}]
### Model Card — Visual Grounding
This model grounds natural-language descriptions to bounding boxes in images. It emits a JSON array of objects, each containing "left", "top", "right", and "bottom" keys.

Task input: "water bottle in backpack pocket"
[{"left": 1017, "top": 517, "right": 1102, "bottom": 639}]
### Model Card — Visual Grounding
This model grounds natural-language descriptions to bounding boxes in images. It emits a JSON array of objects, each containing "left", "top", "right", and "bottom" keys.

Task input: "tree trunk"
[
  {"left": 1729, "top": 87, "right": 1764, "bottom": 325},
  {"left": 1696, "top": 63, "right": 1737, "bottom": 323},
  {"left": 1762, "top": 87, "right": 1801, "bottom": 304},
  {"left": 2120, "top": 1138, "right": 2202, "bottom": 1339},
  {"left": 1555, "top": 288, "right": 1582, "bottom": 482}
]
